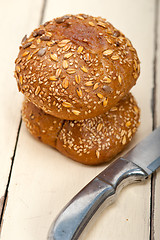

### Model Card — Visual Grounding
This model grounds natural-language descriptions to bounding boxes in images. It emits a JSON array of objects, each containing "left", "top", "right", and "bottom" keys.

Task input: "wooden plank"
[
  {"left": 0, "top": 0, "right": 156, "bottom": 239},
  {"left": 0, "top": 0, "right": 43, "bottom": 214},
  {"left": 154, "top": 0, "right": 160, "bottom": 239},
  {"left": 0, "top": 0, "right": 44, "bottom": 225}
]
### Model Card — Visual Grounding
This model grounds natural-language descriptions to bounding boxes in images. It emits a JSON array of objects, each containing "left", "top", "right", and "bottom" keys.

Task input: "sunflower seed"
[
  {"left": 22, "top": 42, "right": 32, "bottom": 49},
  {"left": 21, "top": 34, "right": 27, "bottom": 44},
  {"left": 37, "top": 48, "right": 46, "bottom": 56},
  {"left": 40, "top": 35, "right": 51, "bottom": 41}
]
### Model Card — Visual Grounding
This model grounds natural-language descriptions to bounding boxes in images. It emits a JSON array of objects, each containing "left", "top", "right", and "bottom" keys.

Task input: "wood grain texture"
[
  {"left": 0, "top": 0, "right": 44, "bottom": 227},
  {"left": 0, "top": 0, "right": 44, "bottom": 217},
  {"left": 0, "top": 0, "right": 159, "bottom": 240},
  {"left": 154, "top": 0, "right": 160, "bottom": 239}
]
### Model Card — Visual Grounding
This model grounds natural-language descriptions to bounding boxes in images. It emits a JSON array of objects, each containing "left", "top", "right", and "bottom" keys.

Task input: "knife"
[{"left": 47, "top": 127, "right": 160, "bottom": 240}]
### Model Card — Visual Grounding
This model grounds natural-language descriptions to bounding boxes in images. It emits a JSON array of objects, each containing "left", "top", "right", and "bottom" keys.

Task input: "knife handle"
[{"left": 47, "top": 158, "right": 148, "bottom": 240}]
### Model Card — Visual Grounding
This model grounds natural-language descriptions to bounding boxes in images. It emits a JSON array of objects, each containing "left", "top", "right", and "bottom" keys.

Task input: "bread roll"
[
  {"left": 22, "top": 99, "right": 64, "bottom": 148},
  {"left": 16, "top": 14, "right": 140, "bottom": 120},
  {"left": 22, "top": 93, "right": 140, "bottom": 165}
]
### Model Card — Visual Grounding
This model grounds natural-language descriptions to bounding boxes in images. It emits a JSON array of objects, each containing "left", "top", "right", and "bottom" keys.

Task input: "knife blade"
[{"left": 47, "top": 126, "right": 160, "bottom": 240}]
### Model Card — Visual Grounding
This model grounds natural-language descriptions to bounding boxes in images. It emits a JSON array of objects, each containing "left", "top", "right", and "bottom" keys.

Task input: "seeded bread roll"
[
  {"left": 22, "top": 93, "right": 140, "bottom": 165},
  {"left": 22, "top": 99, "right": 64, "bottom": 148},
  {"left": 15, "top": 14, "right": 140, "bottom": 120}
]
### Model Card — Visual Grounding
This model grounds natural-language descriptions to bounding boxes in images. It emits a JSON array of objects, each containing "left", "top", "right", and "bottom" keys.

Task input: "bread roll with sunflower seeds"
[{"left": 16, "top": 14, "right": 140, "bottom": 120}]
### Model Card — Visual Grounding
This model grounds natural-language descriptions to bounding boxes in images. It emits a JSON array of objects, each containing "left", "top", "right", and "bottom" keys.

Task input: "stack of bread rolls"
[{"left": 14, "top": 14, "right": 140, "bottom": 165}]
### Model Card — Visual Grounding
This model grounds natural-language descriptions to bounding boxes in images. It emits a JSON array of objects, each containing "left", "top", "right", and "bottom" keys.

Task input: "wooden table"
[{"left": 0, "top": 0, "right": 160, "bottom": 239}]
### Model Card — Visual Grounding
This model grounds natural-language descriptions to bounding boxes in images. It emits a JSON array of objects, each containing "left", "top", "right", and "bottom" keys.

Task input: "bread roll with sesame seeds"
[
  {"left": 22, "top": 99, "right": 64, "bottom": 148},
  {"left": 15, "top": 14, "right": 140, "bottom": 120},
  {"left": 22, "top": 93, "right": 140, "bottom": 165}
]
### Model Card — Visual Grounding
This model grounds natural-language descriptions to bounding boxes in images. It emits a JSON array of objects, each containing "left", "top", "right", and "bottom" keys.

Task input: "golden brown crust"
[
  {"left": 15, "top": 14, "right": 140, "bottom": 120},
  {"left": 22, "top": 93, "right": 140, "bottom": 165},
  {"left": 22, "top": 99, "right": 64, "bottom": 148}
]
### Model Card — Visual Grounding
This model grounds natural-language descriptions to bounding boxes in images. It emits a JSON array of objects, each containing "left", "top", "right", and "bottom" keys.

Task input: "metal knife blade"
[
  {"left": 47, "top": 127, "right": 160, "bottom": 240},
  {"left": 124, "top": 126, "right": 160, "bottom": 175}
]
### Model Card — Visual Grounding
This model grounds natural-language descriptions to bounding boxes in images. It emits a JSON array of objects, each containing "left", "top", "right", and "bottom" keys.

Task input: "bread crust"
[
  {"left": 22, "top": 99, "right": 64, "bottom": 148},
  {"left": 22, "top": 93, "right": 140, "bottom": 165},
  {"left": 16, "top": 14, "right": 140, "bottom": 120}
]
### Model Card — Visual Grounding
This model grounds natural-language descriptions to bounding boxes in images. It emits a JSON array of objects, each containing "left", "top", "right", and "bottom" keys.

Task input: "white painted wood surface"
[
  {"left": 154, "top": 0, "right": 160, "bottom": 239},
  {"left": 0, "top": 0, "right": 159, "bottom": 239},
  {"left": 0, "top": 0, "right": 43, "bottom": 210}
]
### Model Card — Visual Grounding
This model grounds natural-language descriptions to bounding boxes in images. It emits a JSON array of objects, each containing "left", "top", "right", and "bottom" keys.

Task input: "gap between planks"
[
  {"left": 0, "top": 0, "right": 48, "bottom": 232},
  {"left": 150, "top": 0, "right": 159, "bottom": 239},
  {"left": 0, "top": 118, "right": 22, "bottom": 231}
]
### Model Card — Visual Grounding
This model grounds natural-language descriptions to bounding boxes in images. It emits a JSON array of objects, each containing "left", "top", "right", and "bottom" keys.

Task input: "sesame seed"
[
  {"left": 72, "top": 110, "right": 80, "bottom": 115},
  {"left": 129, "top": 47, "right": 135, "bottom": 52},
  {"left": 64, "top": 52, "right": 73, "bottom": 59},
  {"left": 77, "top": 46, "right": 83, "bottom": 54},
  {"left": 55, "top": 69, "right": 61, "bottom": 78},
  {"left": 103, "top": 77, "right": 111, "bottom": 83},
  {"left": 97, "top": 93, "right": 104, "bottom": 99},
  {"left": 16, "top": 65, "right": 21, "bottom": 72},
  {"left": 110, "top": 107, "right": 118, "bottom": 111},
  {"left": 126, "top": 121, "right": 131, "bottom": 127},
  {"left": 62, "top": 102, "right": 72, "bottom": 108},
  {"left": 118, "top": 75, "right": 122, "bottom": 84},
  {"left": 84, "top": 53, "right": 91, "bottom": 61},
  {"left": 76, "top": 15, "right": 84, "bottom": 20},
  {"left": 85, "top": 81, "right": 94, "bottom": 86},
  {"left": 19, "top": 75, "right": 23, "bottom": 84},
  {"left": 58, "top": 39, "right": 70, "bottom": 47},
  {"left": 103, "top": 49, "right": 114, "bottom": 56},
  {"left": 93, "top": 83, "right": 100, "bottom": 90},
  {"left": 35, "top": 86, "right": 41, "bottom": 95},
  {"left": 103, "top": 98, "right": 108, "bottom": 107},
  {"left": 133, "top": 72, "right": 138, "bottom": 79},
  {"left": 106, "top": 38, "right": 112, "bottom": 44},
  {"left": 33, "top": 49, "right": 40, "bottom": 55},
  {"left": 63, "top": 43, "right": 72, "bottom": 52},
  {"left": 128, "top": 130, "right": 132, "bottom": 138},
  {"left": 22, "top": 51, "right": 29, "bottom": 57},
  {"left": 66, "top": 68, "right": 76, "bottom": 74},
  {"left": 97, "top": 21, "right": 106, "bottom": 28},
  {"left": 50, "top": 53, "right": 58, "bottom": 61},
  {"left": 75, "top": 75, "right": 81, "bottom": 84},
  {"left": 28, "top": 37, "right": 34, "bottom": 42},
  {"left": 27, "top": 54, "right": 32, "bottom": 61},
  {"left": 62, "top": 78, "right": 69, "bottom": 89},
  {"left": 30, "top": 44, "right": 36, "bottom": 49},
  {"left": 97, "top": 123, "right": 103, "bottom": 132},
  {"left": 62, "top": 60, "right": 68, "bottom": 69},
  {"left": 122, "top": 136, "right": 127, "bottom": 145},
  {"left": 111, "top": 55, "right": 119, "bottom": 60},
  {"left": 37, "top": 38, "right": 41, "bottom": 44},
  {"left": 96, "top": 150, "right": 100, "bottom": 158},
  {"left": 81, "top": 66, "right": 88, "bottom": 73},
  {"left": 76, "top": 88, "right": 83, "bottom": 98},
  {"left": 134, "top": 106, "right": 139, "bottom": 113},
  {"left": 88, "top": 21, "right": 95, "bottom": 26},
  {"left": 47, "top": 41, "right": 55, "bottom": 47},
  {"left": 49, "top": 76, "right": 57, "bottom": 81}
]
